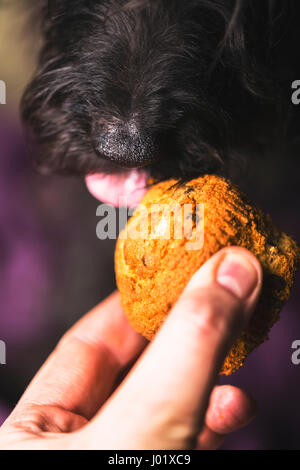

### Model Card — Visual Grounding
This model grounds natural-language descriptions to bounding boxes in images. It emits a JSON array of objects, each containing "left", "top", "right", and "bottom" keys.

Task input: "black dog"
[{"left": 22, "top": 0, "right": 300, "bottom": 194}]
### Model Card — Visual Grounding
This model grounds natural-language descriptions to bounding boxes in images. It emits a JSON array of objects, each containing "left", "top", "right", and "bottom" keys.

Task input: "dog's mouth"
[{"left": 85, "top": 169, "right": 149, "bottom": 208}]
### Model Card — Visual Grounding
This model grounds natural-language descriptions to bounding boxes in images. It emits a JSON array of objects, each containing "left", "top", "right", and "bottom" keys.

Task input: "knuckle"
[
  {"left": 8, "top": 406, "right": 46, "bottom": 435},
  {"left": 180, "top": 288, "right": 241, "bottom": 338},
  {"left": 55, "top": 331, "right": 78, "bottom": 351},
  {"left": 197, "top": 301, "right": 229, "bottom": 336}
]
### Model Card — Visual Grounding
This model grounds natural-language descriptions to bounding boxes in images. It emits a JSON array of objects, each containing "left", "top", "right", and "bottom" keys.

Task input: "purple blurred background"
[{"left": 0, "top": 3, "right": 299, "bottom": 450}]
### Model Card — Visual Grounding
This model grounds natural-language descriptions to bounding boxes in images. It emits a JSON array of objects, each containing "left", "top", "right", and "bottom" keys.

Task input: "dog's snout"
[{"left": 94, "top": 120, "right": 157, "bottom": 169}]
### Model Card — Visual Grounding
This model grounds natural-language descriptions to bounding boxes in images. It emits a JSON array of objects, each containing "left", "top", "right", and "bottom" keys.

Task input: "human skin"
[{"left": 0, "top": 247, "right": 261, "bottom": 450}]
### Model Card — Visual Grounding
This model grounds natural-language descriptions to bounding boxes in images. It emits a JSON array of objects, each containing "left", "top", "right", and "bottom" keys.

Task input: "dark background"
[{"left": 0, "top": 3, "right": 299, "bottom": 450}]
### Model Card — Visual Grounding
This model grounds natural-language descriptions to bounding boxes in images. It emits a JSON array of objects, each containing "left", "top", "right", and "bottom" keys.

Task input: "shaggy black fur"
[{"left": 21, "top": 0, "right": 300, "bottom": 182}]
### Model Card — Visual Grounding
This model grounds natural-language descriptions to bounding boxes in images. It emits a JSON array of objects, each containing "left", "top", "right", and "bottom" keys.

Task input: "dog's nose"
[{"left": 94, "top": 121, "right": 157, "bottom": 168}]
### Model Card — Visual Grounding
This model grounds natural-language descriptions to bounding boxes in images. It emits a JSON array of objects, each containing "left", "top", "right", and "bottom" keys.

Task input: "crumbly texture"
[{"left": 115, "top": 175, "right": 300, "bottom": 374}]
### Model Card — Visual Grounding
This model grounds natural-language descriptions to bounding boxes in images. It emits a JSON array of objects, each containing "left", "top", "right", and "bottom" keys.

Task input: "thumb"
[{"left": 78, "top": 247, "right": 262, "bottom": 450}]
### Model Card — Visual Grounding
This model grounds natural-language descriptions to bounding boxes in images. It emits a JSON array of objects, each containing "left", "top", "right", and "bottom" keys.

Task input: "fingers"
[
  {"left": 83, "top": 247, "right": 262, "bottom": 450},
  {"left": 6, "top": 292, "right": 147, "bottom": 427},
  {"left": 205, "top": 385, "right": 257, "bottom": 435},
  {"left": 196, "top": 425, "right": 225, "bottom": 450},
  {"left": 196, "top": 385, "right": 257, "bottom": 449}
]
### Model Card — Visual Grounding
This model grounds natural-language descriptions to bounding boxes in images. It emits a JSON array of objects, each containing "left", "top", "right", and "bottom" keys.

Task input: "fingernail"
[{"left": 217, "top": 253, "right": 259, "bottom": 299}]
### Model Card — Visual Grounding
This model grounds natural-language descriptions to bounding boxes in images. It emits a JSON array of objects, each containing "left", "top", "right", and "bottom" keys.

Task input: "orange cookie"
[{"left": 115, "top": 175, "right": 299, "bottom": 374}]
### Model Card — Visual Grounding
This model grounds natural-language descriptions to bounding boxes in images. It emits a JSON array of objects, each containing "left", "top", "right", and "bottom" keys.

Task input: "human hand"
[{"left": 0, "top": 247, "right": 262, "bottom": 450}]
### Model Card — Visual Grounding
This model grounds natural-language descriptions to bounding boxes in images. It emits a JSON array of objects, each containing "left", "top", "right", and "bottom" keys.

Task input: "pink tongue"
[{"left": 85, "top": 170, "right": 148, "bottom": 208}]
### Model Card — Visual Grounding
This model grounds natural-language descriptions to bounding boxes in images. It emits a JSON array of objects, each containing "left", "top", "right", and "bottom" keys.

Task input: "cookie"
[{"left": 115, "top": 175, "right": 299, "bottom": 374}]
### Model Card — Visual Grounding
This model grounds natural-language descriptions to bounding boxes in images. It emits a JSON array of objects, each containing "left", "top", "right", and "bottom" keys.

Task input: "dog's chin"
[{"left": 85, "top": 169, "right": 149, "bottom": 208}]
